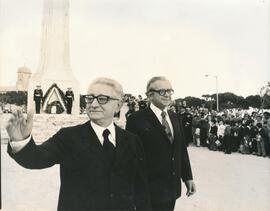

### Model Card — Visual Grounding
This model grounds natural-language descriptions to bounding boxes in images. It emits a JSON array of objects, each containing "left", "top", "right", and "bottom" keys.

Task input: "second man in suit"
[{"left": 126, "top": 76, "right": 196, "bottom": 211}]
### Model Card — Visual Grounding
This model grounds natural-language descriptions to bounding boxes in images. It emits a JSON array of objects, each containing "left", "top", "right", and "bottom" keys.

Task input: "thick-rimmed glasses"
[
  {"left": 85, "top": 95, "right": 119, "bottom": 105},
  {"left": 149, "top": 89, "right": 174, "bottom": 96}
]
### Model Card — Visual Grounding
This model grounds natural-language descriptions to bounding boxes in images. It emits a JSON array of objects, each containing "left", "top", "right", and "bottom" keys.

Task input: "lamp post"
[{"left": 205, "top": 74, "right": 219, "bottom": 112}]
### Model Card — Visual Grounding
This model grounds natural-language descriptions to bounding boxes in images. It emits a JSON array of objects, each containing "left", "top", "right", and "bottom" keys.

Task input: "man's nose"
[
  {"left": 164, "top": 91, "right": 171, "bottom": 97},
  {"left": 91, "top": 98, "right": 100, "bottom": 107}
]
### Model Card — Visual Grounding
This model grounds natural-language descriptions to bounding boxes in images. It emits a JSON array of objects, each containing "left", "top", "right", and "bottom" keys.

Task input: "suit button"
[
  {"left": 139, "top": 157, "right": 143, "bottom": 161},
  {"left": 110, "top": 193, "right": 114, "bottom": 198},
  {"left": 172, "top": 157, "right": 175, "bottom": 161},
  {"left": 172, "top": 172, "right": 176, "bottom": 176}
]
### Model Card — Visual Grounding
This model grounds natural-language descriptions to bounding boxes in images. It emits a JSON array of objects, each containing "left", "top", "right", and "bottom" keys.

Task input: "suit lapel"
[
  {"left": 168, "top": 110, "right": 180, "bottom": 141},
  {"left": 145, "top": 108, "right": 172, "bottom": 143},
  {"left": 78, "top": 121, "right": 106, "bottom": 162},
  {"left": 168, "top": 111, "right": 185, "bottom": 150},
  {"left": 80, "top": 121, "right": 103, "bottom": 147},
  {"left": 113, "top": 125, "right": 132, "bottom": 169}
]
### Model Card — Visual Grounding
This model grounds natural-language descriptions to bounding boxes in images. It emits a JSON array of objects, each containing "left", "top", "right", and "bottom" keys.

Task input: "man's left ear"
[
  {"left": 116, "top": 99, "right": 123, "bottom": 112},
  {"left": 118, "top": 99, "right": 124, "bottom": 110}
]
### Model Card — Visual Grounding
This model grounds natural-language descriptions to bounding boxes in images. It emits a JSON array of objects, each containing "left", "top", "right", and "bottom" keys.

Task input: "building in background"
[
  {"left": 16, "top": 65, "right": 32, "bottom": 91},
  {"left": 0, "top": 65, "right": 31, "bottom": 93}
]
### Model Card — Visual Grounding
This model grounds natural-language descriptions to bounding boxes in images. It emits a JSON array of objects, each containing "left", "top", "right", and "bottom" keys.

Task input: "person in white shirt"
[
  {"left": 217, "top": 120, "right": 226, "bottom": 151},
  {"left": 126, "top": 76, "right": 196, "bottom": 211}
]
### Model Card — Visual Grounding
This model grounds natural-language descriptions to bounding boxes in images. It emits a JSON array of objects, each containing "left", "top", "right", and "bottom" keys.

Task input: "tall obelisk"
[{"left": 28, "top": 0, "right": 80, "bottom": 114}]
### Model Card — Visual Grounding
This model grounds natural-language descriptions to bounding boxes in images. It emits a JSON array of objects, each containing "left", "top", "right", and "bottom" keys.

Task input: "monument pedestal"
[
  {"left": 28, "top": 74, "right": 80, "bottom": 114},
  {"left": 28, "top": 0, "right": 80, "bottom": 114}
]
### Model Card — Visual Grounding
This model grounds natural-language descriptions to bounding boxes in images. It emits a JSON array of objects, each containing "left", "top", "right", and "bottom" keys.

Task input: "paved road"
[{"left": 1, "top": 144, "right": 270, "bottom": 211}]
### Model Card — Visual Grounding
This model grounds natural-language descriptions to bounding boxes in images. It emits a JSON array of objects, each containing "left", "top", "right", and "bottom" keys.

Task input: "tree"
[
  {"left": 216, "top": 92, "right": 250, "bottom": 109},
  {"left": 260, "top": 82, "right": 270, "bottom": 109},
  {"left": 202, "top": 94, "right": 214, "bottom": 110},
  {"left": 0, "top": 91, "right": 27, "bottom": 106},
  {"left": 235, "top": 96, "right": 249, "bottom": 109},
  {"left": 183, "top": 96, "right": 205, "bottom": 108},
  {"left": 245, "top": 95, "right": 261, "bottom": 108}
]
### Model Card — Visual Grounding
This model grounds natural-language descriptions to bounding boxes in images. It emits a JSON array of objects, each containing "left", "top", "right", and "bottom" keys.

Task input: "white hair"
[{"left": 88, "top": 77, "right": 123, "bottom": 98}]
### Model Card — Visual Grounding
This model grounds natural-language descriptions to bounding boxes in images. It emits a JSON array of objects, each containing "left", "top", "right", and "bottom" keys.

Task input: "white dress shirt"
[
  {"left": 9, "top": 136, "right": 31, "bottom": 153},
  {"left": 10, "top": 120, "right": 116, "bottom": 154},
  {"left": 150, "top": 103, "right": 174, "bottom": 137},
  {"left": 90, "top": 121, "right": 116, "bottom": 147}
]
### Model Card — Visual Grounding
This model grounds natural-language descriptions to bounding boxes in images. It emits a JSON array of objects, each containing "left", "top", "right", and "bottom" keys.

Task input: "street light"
[{"left": 205, "top": 74, "right": 219, "bottom": 111}]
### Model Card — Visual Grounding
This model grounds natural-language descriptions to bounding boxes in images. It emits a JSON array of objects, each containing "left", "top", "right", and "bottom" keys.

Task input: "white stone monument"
[{"left": 28, "top": 0, "right": 80, "bottom": 114}]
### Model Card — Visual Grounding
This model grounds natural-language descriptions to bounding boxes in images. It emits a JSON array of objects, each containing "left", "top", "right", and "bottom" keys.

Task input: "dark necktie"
[
  {"left": 161, "top": 111, "right": 174, "bottom": 143},
  {"left": 102, "top": 129, "right": 115, "bottom": 158}
]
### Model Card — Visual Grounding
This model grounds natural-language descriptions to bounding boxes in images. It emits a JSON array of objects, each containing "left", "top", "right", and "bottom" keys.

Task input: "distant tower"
[
  {"left": 16, "top": 65, "right": 32, "bottom": 91},
  {"left": 28, "top": 0, "right": 80, "bottom": 114}
]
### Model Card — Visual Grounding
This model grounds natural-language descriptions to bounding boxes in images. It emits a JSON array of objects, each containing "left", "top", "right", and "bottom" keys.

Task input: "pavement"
[
  {"left": 1, "top": 113, "right": 270, "bottom": 211},
  {"left": 1, "top": 145, "right": 270, "bottom": 211}
]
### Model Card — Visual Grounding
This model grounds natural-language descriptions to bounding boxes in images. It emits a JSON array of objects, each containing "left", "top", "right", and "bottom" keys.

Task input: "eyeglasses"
[
  {"left": 84, "top": 95, "right": 119, "bottom": 105},
  {"left": 149, "top": 89, "right": 174, "bottom": 96}
]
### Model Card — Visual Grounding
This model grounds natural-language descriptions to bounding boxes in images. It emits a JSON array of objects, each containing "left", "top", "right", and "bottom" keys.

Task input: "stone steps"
[
  {"left": 1, "top": 114, "right": 88, "bottom": 143},
  {"left": 31, "top": 114, "right": 89, "bottom": 143}
]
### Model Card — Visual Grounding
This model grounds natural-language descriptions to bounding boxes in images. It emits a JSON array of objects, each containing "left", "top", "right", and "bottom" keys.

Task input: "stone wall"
[
  {"left": 1, "top": 113, "right": 126, "bottom": 144},
  {"left": 1, "top": 114, "right": 88, "bottom": 143}
]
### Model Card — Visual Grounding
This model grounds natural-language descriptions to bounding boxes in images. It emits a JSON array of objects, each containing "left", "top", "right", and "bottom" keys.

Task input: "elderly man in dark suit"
[
  {"left": 6, "top": 77, "right": 150, "bottom": 211},
  {"left": 126, "top": 76, "right": 196, "bottom": 211}
]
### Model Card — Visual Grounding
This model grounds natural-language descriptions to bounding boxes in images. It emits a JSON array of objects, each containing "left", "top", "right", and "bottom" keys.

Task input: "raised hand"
[{"left": 6, "top": 109, "right": 34, "bottom": 142}]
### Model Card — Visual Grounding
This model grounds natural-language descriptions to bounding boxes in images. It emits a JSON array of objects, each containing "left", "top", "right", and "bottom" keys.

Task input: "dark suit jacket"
[
  {"left": 126, "top": 107, "right": 193, "bottom": 203},
  {"left": 8, "top": 121, "right": 150, "bottom": 211}
]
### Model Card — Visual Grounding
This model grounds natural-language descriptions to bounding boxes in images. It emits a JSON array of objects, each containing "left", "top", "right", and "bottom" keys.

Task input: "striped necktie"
[{"left": 161, "top": 111, "right": 173, "bottom": 143}]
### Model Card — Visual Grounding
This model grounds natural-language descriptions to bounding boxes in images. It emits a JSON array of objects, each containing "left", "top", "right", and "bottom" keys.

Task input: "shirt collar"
[
  {"left": 90, "top": 121, "right": 116, "bottom": 146},
  {"left": 150, "top": 103, "right": 174, "bottom": 136},
  {"left": 150, "top": 103, "right": 168, "bottom": 118}
]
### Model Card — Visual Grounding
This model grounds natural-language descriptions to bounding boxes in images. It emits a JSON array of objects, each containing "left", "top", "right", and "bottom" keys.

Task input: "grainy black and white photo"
[{"left": 0, "top": 0, "right": 269, "bottom": 211}]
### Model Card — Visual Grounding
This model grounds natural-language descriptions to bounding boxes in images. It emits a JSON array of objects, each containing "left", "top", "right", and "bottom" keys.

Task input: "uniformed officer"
[
  {"left": 33, "top": 85, "right": 43, "bottom": 114},
  {"left": 65, "top": 87, "right": 74, "bottom": 114}
]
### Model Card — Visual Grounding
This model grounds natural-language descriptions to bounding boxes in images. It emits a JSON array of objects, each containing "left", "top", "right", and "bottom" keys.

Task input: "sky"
[{"left": 0, "top": 0, "right": 269, "bottom": 99}]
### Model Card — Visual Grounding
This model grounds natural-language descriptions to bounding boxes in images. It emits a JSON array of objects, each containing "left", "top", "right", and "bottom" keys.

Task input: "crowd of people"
[
  {"left": 179, "top": 107, "right": 270, "bottom": 158},
  {"left": 121, "top": 95, "right": 270, "bottom": 158}
]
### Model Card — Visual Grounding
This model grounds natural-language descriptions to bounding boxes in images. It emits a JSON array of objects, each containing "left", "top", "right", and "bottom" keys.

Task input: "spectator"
[
  {"left": 208, "top": 119, "right": 218, "bottom": 151},
  {"left": 256, "top": 123, "right": 266, "bottom": 157},
  {"left": 224, "top": 120, "right": 232, "bottom": 154},
  {"left": 217, "top": 120, "right": 226, "bottom": 151}
]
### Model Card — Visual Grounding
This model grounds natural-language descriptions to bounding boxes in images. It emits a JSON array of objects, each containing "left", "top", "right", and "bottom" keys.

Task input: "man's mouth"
[{"left": 89, "top": 110, "right": 102, "bottom": 113}]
